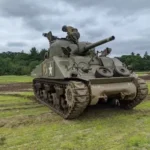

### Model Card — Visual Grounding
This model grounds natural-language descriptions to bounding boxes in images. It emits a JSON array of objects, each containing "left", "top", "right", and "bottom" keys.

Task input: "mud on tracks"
[{"left": 0, "top": 82, "right": 32, "bottom": 92}]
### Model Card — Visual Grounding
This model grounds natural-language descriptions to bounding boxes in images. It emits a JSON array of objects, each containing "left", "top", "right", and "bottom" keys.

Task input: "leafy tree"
[
  {"left": 144, "top": 51, "right": 149, "bottom": 59},
  {"left": 131, "top": 52, "right": 135, "bottom": 56}
]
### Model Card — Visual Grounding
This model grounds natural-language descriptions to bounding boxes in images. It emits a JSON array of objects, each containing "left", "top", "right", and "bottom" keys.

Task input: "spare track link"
[
  {"left": 32, "top": 78, "right": 90, "bottom": 119},
  {"left": 120, "top": 78, "right": 148, "bottom": 109}
]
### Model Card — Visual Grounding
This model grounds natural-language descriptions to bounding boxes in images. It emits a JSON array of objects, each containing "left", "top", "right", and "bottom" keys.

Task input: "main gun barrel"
[{"left": 83, "top": 36, "right": 115, "bottom": 53}]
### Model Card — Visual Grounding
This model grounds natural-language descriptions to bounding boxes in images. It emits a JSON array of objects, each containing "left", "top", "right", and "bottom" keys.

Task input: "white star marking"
[{"left": 49, "top": 63, "right": 52, "bottom": 75}]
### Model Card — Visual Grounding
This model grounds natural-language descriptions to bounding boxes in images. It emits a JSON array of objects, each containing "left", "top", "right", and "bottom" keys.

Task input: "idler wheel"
[
  {"left": 95, "top": 67, "right": 113, "bottom": 78},
  {"left": 114, "top": 66, "right": 130, "bottom": 77}
]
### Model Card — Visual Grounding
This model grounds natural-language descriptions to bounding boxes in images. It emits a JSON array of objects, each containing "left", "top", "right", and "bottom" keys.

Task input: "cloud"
[
  {"left": 0, "top": 0, "right": 149, "bottom": 56},
  {"left": 7, "top": 42, "right": 27, "bottom": 47},
  {"left": 63, "top": 0, "right": 150, "bottom": 15},
  {"left": 0, "top": 0, "right": 41, "bottom": 18}
]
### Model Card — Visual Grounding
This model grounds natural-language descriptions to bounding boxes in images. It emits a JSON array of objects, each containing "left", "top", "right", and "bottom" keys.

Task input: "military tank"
[{"left": 31, "top": 26, "right": 148, "bottom": 119}]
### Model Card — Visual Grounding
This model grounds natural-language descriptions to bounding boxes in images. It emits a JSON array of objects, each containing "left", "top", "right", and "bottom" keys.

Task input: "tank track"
[
  {"left": 32, "top": 78, "right": 90, "bottom": 119},
  {"left": 119, "top": 78, "right": 148, "bottom": 109}
]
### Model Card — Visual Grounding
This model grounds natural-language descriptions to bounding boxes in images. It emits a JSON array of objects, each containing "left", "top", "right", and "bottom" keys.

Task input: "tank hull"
[{"left": 32, "top": 76, "right": 148, "bottom": 119}]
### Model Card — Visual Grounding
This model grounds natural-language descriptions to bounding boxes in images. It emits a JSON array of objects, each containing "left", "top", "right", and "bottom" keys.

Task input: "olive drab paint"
[{"left": 31, "top": 25, "right": 148, "bottom": 119}]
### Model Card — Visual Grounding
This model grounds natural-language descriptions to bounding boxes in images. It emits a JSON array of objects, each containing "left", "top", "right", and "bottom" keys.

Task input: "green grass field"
[
  {"left": 0, "top": 76, "right": 150, "bottom": 150},
  {"left": 136, "top": 71, "right": 150, "bottom": 76},
  {"left": 0, "top": 75, "right": 33, "bottom": 83}
]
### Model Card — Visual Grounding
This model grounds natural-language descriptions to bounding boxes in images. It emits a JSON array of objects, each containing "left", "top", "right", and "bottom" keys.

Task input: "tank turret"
[{"left": 61, "top": 36, "right": 115, "bottom": 56}]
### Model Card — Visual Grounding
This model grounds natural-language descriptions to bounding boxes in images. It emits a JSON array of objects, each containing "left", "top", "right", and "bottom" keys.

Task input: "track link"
[
  {"left": 119, "top": 78, "right": 148, "bottom": 109},
  {"left": 32, "top": 78, "right": 90, "bottom": 119}
]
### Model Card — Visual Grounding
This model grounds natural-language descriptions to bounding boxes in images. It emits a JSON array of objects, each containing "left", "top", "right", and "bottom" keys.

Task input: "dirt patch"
[
  {"left": 140, "top": 74, "right": 150, "bottom": 80},
  {"left": 0, "top": 82, "right": 32, "bottom": 92}
]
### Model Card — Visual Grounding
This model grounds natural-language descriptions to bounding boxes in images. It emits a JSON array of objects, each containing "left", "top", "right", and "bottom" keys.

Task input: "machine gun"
[
  {"left": 43, "top": 31, "right": 59, "bottom": 45},
  {"left": 97, "top": 47, "right": 112, "bottom": 57}
]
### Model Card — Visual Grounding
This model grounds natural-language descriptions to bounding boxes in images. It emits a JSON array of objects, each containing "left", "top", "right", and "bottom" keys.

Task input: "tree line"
[
  {"left": 0, "top": 48, "right": 149, "bottom": 75},
  {"left": 0, "top": 47, "right": 47, "bottom": 75},
  {"left": 119, "top": 51, "right": 150, "bottom": 71}
]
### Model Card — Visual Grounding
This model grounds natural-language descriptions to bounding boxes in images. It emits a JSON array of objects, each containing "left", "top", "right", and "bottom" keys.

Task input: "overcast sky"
[{"left": 0, "top": 0, "right": 150, "bottom": 56}]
